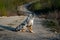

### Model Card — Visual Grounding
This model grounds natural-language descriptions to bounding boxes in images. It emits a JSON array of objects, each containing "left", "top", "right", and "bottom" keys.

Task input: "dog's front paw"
[
  {"left": 30, "top": 31, "right": 35, "bottom": 33},
  {"left": 20, "top": 29, "right": 26, "bottom": 32}
]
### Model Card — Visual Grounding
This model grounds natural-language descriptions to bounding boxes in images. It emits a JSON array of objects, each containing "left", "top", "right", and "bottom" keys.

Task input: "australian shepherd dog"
[{"left": 15, "top": 14, "right": 34, "bottom": 33}]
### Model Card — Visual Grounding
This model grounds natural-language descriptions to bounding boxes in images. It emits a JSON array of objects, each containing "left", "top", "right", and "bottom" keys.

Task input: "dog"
[{"left": 15, "top": 15, "right": 34, "bottom": 33}]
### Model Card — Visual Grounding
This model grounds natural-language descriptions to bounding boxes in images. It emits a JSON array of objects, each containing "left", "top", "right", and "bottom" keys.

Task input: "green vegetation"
[
  {"left": 42, "top": 20, "right": 57, "bottom": 27},
  {"left": 52, "top": 0, "right": 60, "bottom": 7},
  {"left": 30, "top": 2, "right": 42, "bottom": 10},
  {"left": 42, "top": 20, "right": 60, "bottom": 33},
  {"left": 30, "top": 0, "right": 60, "bottom": 11},
  {"left": 0, "top": 0, "right": 34, "bottom": 16},
  {"left": 30, "top": 0, "right": 52, "bottom": 11},
  {"left": 0, "top": 0, "right": 60, "bottom": 16}
]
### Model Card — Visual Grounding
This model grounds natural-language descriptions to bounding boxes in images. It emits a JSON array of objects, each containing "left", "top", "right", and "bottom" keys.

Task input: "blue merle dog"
[{"left": 15, "top": 13, "right": 34, "bottom": 33}]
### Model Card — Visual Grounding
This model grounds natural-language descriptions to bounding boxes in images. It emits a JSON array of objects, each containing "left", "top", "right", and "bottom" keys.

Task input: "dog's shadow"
[{"left": 0, "top": 25, "right": 16, "bottom": 31}]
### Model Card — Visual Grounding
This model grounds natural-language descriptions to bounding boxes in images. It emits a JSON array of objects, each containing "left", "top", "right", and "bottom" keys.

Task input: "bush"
[{"left": 42, "top": 20, "right": 60, "bottom": 33}]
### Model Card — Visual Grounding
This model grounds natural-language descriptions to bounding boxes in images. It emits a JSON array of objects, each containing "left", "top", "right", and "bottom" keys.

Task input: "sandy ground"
[{"left": 0, "top": 17, "right": 60, "bottom": 40}]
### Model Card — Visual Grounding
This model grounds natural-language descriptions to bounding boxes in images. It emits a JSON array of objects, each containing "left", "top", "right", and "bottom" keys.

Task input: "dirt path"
[{"left": 0, "top": 17, "right": 59, "bottom": 40}]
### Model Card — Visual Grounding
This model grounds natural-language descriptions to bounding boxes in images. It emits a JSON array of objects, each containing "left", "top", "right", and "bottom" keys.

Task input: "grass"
[
  {"left": 0, "top": 0, "right": 30, "bottom": 16},
  {"left": 42, "top": 19, "right": 60, "bottom": 33},
  {"left": 0, "top": 0, "right": 14, "bottom": 16}
]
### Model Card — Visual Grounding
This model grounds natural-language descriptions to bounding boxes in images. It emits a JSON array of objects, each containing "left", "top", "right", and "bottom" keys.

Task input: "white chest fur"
[{"left": 28, "top": 18, "right": 34, "bottom": 26}]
